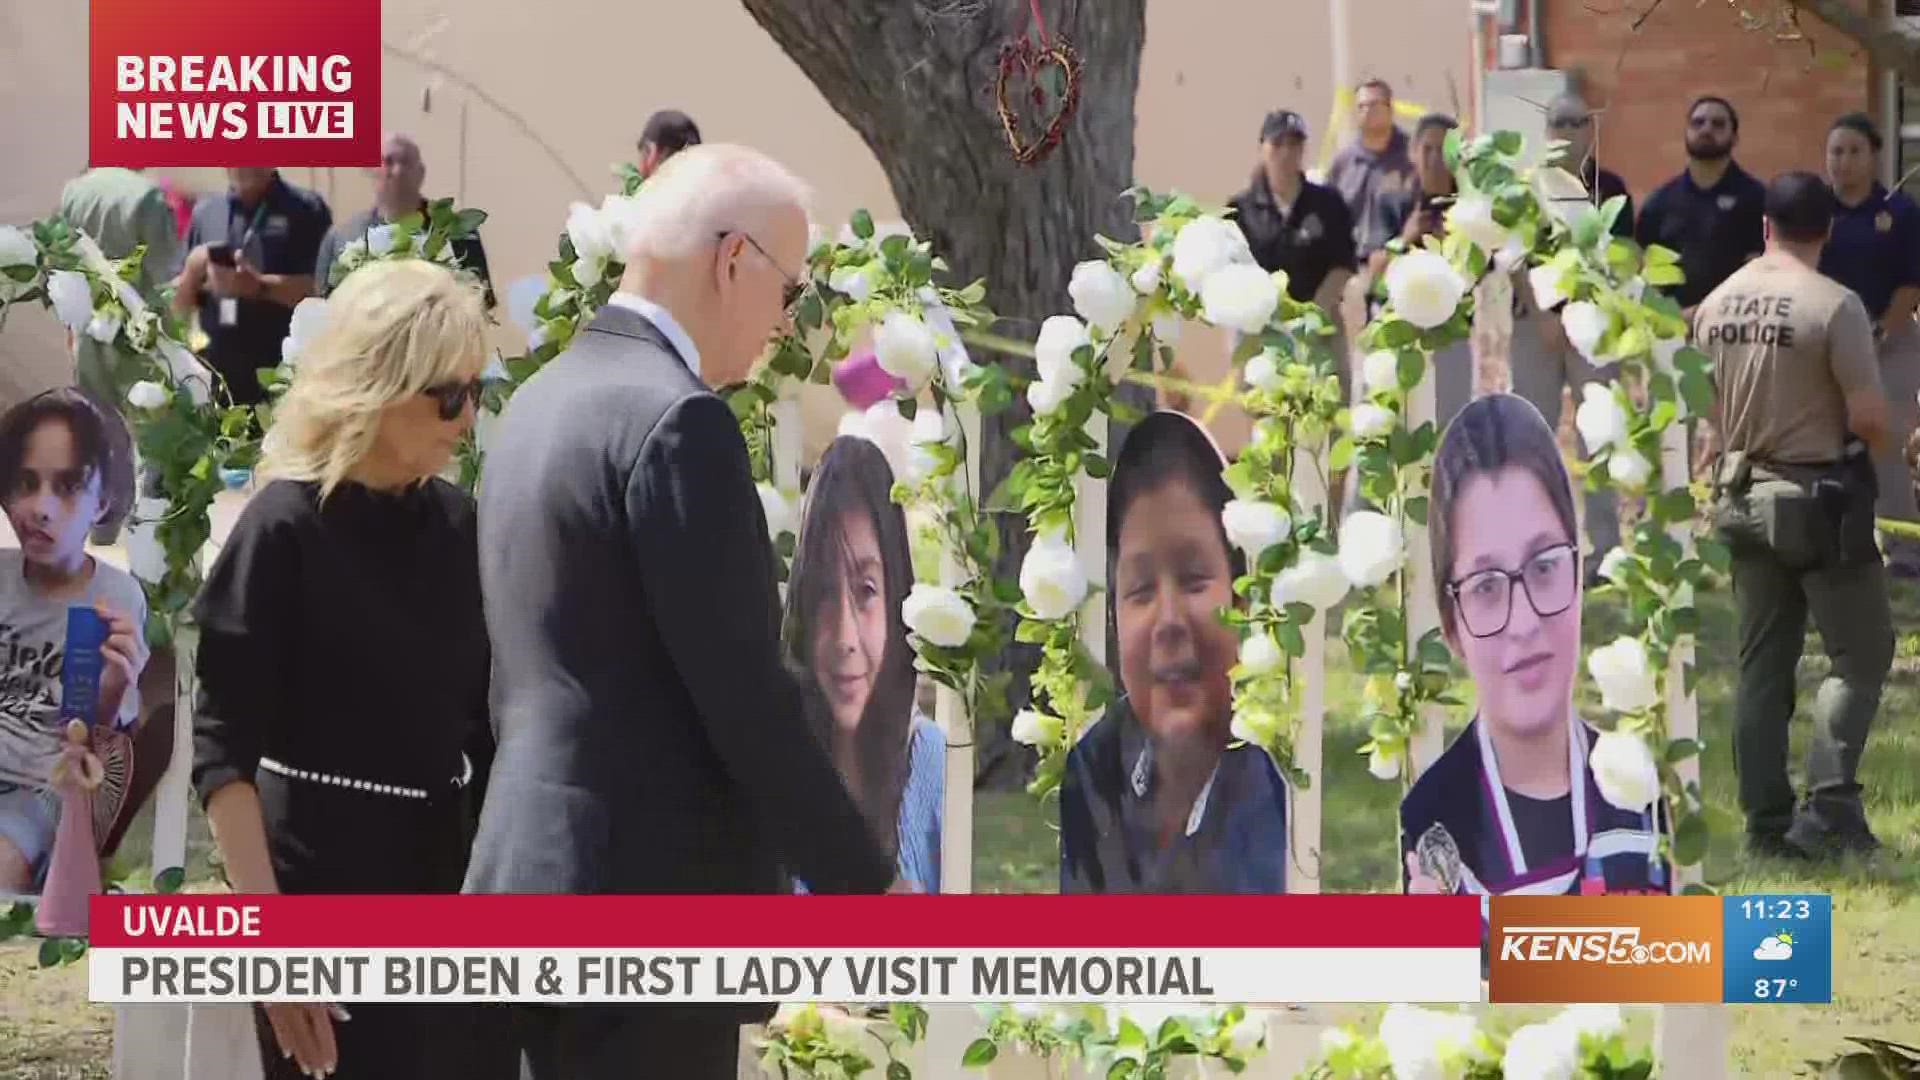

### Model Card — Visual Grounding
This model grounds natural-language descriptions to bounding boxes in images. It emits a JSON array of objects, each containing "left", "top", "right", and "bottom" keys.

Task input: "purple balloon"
[{"left": 834, "top": 350, "right": 905, "bottom": 411}]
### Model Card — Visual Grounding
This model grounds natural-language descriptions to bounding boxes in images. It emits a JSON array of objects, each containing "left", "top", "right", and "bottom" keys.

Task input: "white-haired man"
[{"left": 464, "top": 144, "right": 897, "bottom": 1079}]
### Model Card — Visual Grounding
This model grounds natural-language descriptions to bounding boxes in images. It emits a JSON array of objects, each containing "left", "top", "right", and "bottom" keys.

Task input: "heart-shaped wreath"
[{"left": 994, "top": 33, "right": 1082, "bottom": 167}]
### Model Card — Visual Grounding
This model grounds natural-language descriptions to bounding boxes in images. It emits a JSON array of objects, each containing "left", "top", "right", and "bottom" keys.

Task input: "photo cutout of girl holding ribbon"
[
  {"left": 1400, "top": 393, "right": 1668, "bottom": 918},
  {"left": 783, "top": 434, "right": 944, "bottom": 893},
  {"left": 1060, "top": 411, "right": 1289, "bottom": 894}
]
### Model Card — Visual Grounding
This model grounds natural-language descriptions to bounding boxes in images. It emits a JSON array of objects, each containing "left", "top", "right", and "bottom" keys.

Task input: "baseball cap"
[{"left": 1260, "top": 110, "right": 1309, "bottom": 143}]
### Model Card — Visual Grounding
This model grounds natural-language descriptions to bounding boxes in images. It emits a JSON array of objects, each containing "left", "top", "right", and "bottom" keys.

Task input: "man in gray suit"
[{"left": 465, "top": 144, "right": 897, "bottom": 1078}]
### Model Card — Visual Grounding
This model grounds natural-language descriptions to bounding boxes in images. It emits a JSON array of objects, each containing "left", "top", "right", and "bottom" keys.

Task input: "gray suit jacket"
[{"left": 463, "top": 306, "right": 893, "bottom": 911}]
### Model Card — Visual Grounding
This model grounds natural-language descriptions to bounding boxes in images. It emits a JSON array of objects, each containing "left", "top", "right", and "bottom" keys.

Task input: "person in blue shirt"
[
  {"left": 1061, "top": 411, "right": 1289, "bottom": 894},
  {"left": 1821, "top": 112, "right": 1920, "bottom": 571},
  {"left": 1401, "top": 395, "right": 1667, "bottom": 945},
  {"left": 783, "top": 435, "right": 943, "bottom": 893}
]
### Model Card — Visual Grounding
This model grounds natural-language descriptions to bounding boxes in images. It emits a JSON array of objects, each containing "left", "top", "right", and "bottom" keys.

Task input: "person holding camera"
[
  {"left": 1699, "top": 171, "right": 1893, "bottom": 862},
  {"left": 172, "top": 168, "right": 331, "bottom": 407}
]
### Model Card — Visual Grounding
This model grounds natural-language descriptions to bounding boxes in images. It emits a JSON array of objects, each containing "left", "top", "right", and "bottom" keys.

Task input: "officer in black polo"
[
  {"left": 172, "top": 168, "right": 331, "bottom": 407},
  {"left": 1636, "top": 95, "right": 1767, "bottom": 315},
  {"left": 1230, "top": 110, "right": 1356, "bottom": 377}
]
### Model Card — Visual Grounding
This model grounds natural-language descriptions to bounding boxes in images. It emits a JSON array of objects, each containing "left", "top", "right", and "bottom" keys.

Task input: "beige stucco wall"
[{"left": 0, "top": 0, "right": 1469, "bottom": 454}]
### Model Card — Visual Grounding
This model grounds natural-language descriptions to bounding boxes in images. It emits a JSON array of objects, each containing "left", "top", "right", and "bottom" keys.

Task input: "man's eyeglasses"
[
  {"left": 1445, "top": 543, "right": 1580, "bottom": 639},
  {"left": 718, "top": 230, "right": 804, "bottom": 308}
]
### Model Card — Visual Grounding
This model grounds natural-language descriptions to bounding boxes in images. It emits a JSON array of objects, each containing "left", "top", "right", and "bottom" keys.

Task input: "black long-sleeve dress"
[{"left": 192, "top": 477, "right": 508, "bottom": 1080}]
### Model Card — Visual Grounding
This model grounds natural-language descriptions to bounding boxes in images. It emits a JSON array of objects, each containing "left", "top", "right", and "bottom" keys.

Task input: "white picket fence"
[{"left": 108, "top": 350, "right": 1727, "bottom": 1078}]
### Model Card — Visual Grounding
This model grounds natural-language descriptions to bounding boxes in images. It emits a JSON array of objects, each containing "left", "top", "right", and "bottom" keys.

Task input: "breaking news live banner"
[
  {"left": 87, "top": 894, "right": 1830, "bottom": 1007},
  {"left": 90, "top": 896, "right": 1481, "bottom": 1005}
]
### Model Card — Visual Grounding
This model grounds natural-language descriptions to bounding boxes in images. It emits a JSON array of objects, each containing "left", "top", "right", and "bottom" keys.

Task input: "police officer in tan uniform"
[{"left": 1701, "top": 172, "right": 1893, "bottom": 860}]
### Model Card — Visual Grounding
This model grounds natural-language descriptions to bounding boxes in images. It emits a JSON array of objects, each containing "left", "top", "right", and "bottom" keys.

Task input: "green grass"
[{"left": 974, "top": 580, "right": 1920, "bottom": 1076}]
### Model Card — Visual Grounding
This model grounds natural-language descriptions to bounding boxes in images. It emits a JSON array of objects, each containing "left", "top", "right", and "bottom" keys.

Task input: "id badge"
[
  {"left": 219, "top": 297, "right": 239, "bottom": 326},
  {"left": 60, "top": 606, "right": 109, "bottom": 726}
]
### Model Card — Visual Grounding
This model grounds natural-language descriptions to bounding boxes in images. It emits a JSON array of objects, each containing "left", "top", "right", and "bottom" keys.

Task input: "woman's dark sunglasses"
[{"left": 423, "top": 377, "right": 486, "bottom": 421}]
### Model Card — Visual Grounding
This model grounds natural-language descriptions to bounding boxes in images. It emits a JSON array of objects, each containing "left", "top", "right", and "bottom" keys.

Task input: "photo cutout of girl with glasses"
[
  {"left": 1060, "top": 411, "right": 1289, "bottom": 894},
  {"left": 783, "top": 435, "right": 943, "bottom": 894},
  {"left": 1400, "top": 394, "right": 1667, "bottom": 919}
]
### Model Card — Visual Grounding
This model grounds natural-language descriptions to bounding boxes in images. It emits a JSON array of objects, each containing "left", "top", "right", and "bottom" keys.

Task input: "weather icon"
[{"left": 1753, "top": 931, "right": 1795, "bottom": 961}]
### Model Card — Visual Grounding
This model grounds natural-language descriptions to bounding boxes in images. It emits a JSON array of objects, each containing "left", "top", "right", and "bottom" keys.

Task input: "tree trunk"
[
  {"left": 741, "top": 0, "right": 1152, "bottom": 788},
  {"left": 1793, "top": 0, "right": 1920, "bottom": 83}
]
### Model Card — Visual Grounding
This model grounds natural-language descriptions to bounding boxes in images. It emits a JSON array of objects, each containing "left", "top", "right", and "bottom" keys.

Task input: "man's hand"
[
  {"left": 208, "top": 255, "right": 263, "bottom": 300},
  {"left": 262, "top": 1002, "right": 349, "bottom": 1078}
]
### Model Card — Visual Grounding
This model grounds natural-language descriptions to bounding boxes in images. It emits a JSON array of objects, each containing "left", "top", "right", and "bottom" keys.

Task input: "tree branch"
[{"left": 1789, "top": 0, "right": 1920, "bottom": 81}]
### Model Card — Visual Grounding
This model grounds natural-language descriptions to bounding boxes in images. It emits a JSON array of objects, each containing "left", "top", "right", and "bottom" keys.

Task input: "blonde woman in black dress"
[{"left": 193, "top": 259, "right": 505, "bottom": 1080}]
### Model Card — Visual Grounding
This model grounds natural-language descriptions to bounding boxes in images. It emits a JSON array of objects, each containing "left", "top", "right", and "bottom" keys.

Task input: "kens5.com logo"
[
  {"left": 89, "top": 0, "right": 380, "bottom": 167},
  {"left": 1490, "top": 897, "right": 1723, "bottom": 1003}
]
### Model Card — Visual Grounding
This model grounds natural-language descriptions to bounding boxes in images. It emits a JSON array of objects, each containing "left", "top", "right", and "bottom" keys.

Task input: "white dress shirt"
[{"left": 608, "top": 291, "right": 702, "bottom": 381}]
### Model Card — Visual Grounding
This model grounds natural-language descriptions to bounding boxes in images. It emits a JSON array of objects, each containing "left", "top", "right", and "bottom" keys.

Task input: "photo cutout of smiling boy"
[
  {"left": 1400, "top": 394, "right": 1668, "bottom": 920},
  {"left": 1060, "top": 411, "right": 1289, "bottom": 894},
  {"left": 782, "top": 435, "right": 944, "bottom": 894}
]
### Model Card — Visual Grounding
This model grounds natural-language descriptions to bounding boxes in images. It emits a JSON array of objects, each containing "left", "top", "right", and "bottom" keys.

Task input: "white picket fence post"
[
  {"left": 937, "top": 401, "right": 983, "bottom": 898},
  {"left": 1076, "top": 414, "right": 1110, "bottom": 671},
  {"left": 1652, "top": 420, "right": 1729, "bottom": 1077},
  {"left": 1291, "top": 447, "right": 1328, "bottom": 894},
  {"left": 1404, "top": 358, "right": 1448, "bottom": 768}
]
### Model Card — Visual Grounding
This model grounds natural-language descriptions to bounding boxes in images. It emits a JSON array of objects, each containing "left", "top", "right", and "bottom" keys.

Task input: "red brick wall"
[{"left": 1539, "top": 0, "right": 1873, "bottom": 202}]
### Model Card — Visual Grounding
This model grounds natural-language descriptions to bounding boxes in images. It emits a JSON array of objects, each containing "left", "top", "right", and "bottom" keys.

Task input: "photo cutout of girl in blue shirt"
[
  {"left": 1401, "top": 394, "right": 1667, "bottom": 923},
  {"left": 783, "top": 435, "right": 943, "bottom": 894},
  {"left": 1061, "top": 411, "right": 1289, "bottom": 894}
]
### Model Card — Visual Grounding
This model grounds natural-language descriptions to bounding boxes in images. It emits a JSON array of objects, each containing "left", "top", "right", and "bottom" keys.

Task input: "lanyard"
[
  {"left": 1476, "top": 715, "right": 1588, "bottom": 877},
  {"left": 232, "top": 197, "right": 271, "bottom": 255}
]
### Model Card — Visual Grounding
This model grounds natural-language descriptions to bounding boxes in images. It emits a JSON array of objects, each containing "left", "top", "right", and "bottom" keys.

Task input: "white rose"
[
  {"left": 1201, "top": 263, "right": 1281, "bottom": 334},
  {"left": 904, "top": 406, "right": 947, "bottom": 484},
  {"left": 367, "top": 223, "right": 399, "bottom": 256},
  {"left": 1502, "top": 1021, "right": 1581, "bottom": 1080},
  {"left": 1244, "top": 349, "right": 1283, "bottom": 392},
  {"left": 1020, "top": 530, "right": 1089, "bottom": 621},
  {"left": 126, "top": 310, "right": 159, "bottom": 351},
  {"left": 571, "top": 255, "right": 604, "bottom": 289},
  {"left": 1588, "top": 636, "right": 1659, "bottom": 714},
  {"left": 1554, "top": 1004, "right": 1625, "bottom": 1043},
  {"left": 1222, "top": 499, "right": 1292, "bottom": 560},
  {"left": 1238, "top": 633, "right": 1283, "bottom": 676},
  {"left": 1363, "top": 350, "right": 1400, "bottom": 394},
  {"left": 1319, "top": 1028, "right": 1357, "bottom": 1057},
  {"left": 337, "top": 238, "right": 369, "bottom": 272},
  {"left": 0, "top": 224, "right": 35, "bottom": 272},
  {"left": 1379, "top": 1005, "right": 1479, "bottom": 1080},
  {"left": 1151, "top": 313, "right": 1182, "bottom": 343},
  {"left": 597, "top": 194, "right": 645, "bottom": 261},
  {"left": 1590, "top": 729, "right": 1661, "bottom": 812},
  {"left": 1529, "top": 262, "right": 1570, "bottom": 312},
  {"left": 1274, "top": 550, "right": 1350, "bottom": 611},
  {"left": 1230, "top": 710, "right": 1273, "bottom": 747},
  {"left": 1069, "top": 260, "right": 1137, "bottom": 333},
  {"left": 1560, "top": 300, "right": 1610, "bottom": 363},
  {"left": 1384, "top": 250, "right": 1467, "bottom": 330},
  {"left": 1226, "top": 1012, "right": 1267, "bottom": 1054},
  {"left": 1171, "top": 215, "right": 1254, "bottom": 292},
  {"left": 1034, "top": 315, "right": 1091, "bottom": 388},
  {"left": 158, "top": 339, "right": 213, "bottom": 406},
  {"left": 285, "top": 296, "right": 329, "bottom": 362},
  {"left": 1368, "top": 744, "right": 1400, "bottom": 781},
  {"left": 1027, "top": 375, "right": 1075, "bottom": 417},
  {"left": 1338, "top": 511, "right": 1404, "bottom": 588},
  {"left": 47, "top": 270, "right": 94, "bottom": 330},
  {"left": 126, "top": 380, "right": 168, "bottom": 410},
  {"left": 1598, "top": 547, "right": 1632, "bottom": 586},
  {"left": 1131, "top": 260, "right": 1163, "bottom": 295},
  {"left": 1010, "top": 708, "right": 1065, "bottom": 748},
  {"left": 85, "top": 309, "right": 122, "bottom": 345},
  {"left": 1574, "top": 383, "right": 1629, "bottom": 454},
  {"left": 756, "top": 483, "right": 796, "bottom": 541},
  {"left": 1447, "top": 194, "right": 1509, "bottom": 255},
  {"left": 1607, "top": 447, "right": 1654, "bottom": 491},
  {"left": 844, "top": 399, "right": 916, "bottom": 481},
  {"left": 564, "top": 201, "right": 613, "bottom": 263},
  {"left": 902, "top": 584, "right": 976, "bottom": 649},
  {"left": 874, "top": 312, "right": 940, "bottom": 392},
  {"left": 1350, "top": 402, "right": 1396, "bottom": 439},
  {"left": 829, "top": 264, "right": 875, "bottom": 304}
]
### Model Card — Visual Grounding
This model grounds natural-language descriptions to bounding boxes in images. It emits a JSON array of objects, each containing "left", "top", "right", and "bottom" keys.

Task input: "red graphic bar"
[{"left": 90, "top": 895, "right": 1481, "bottom": 950}]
